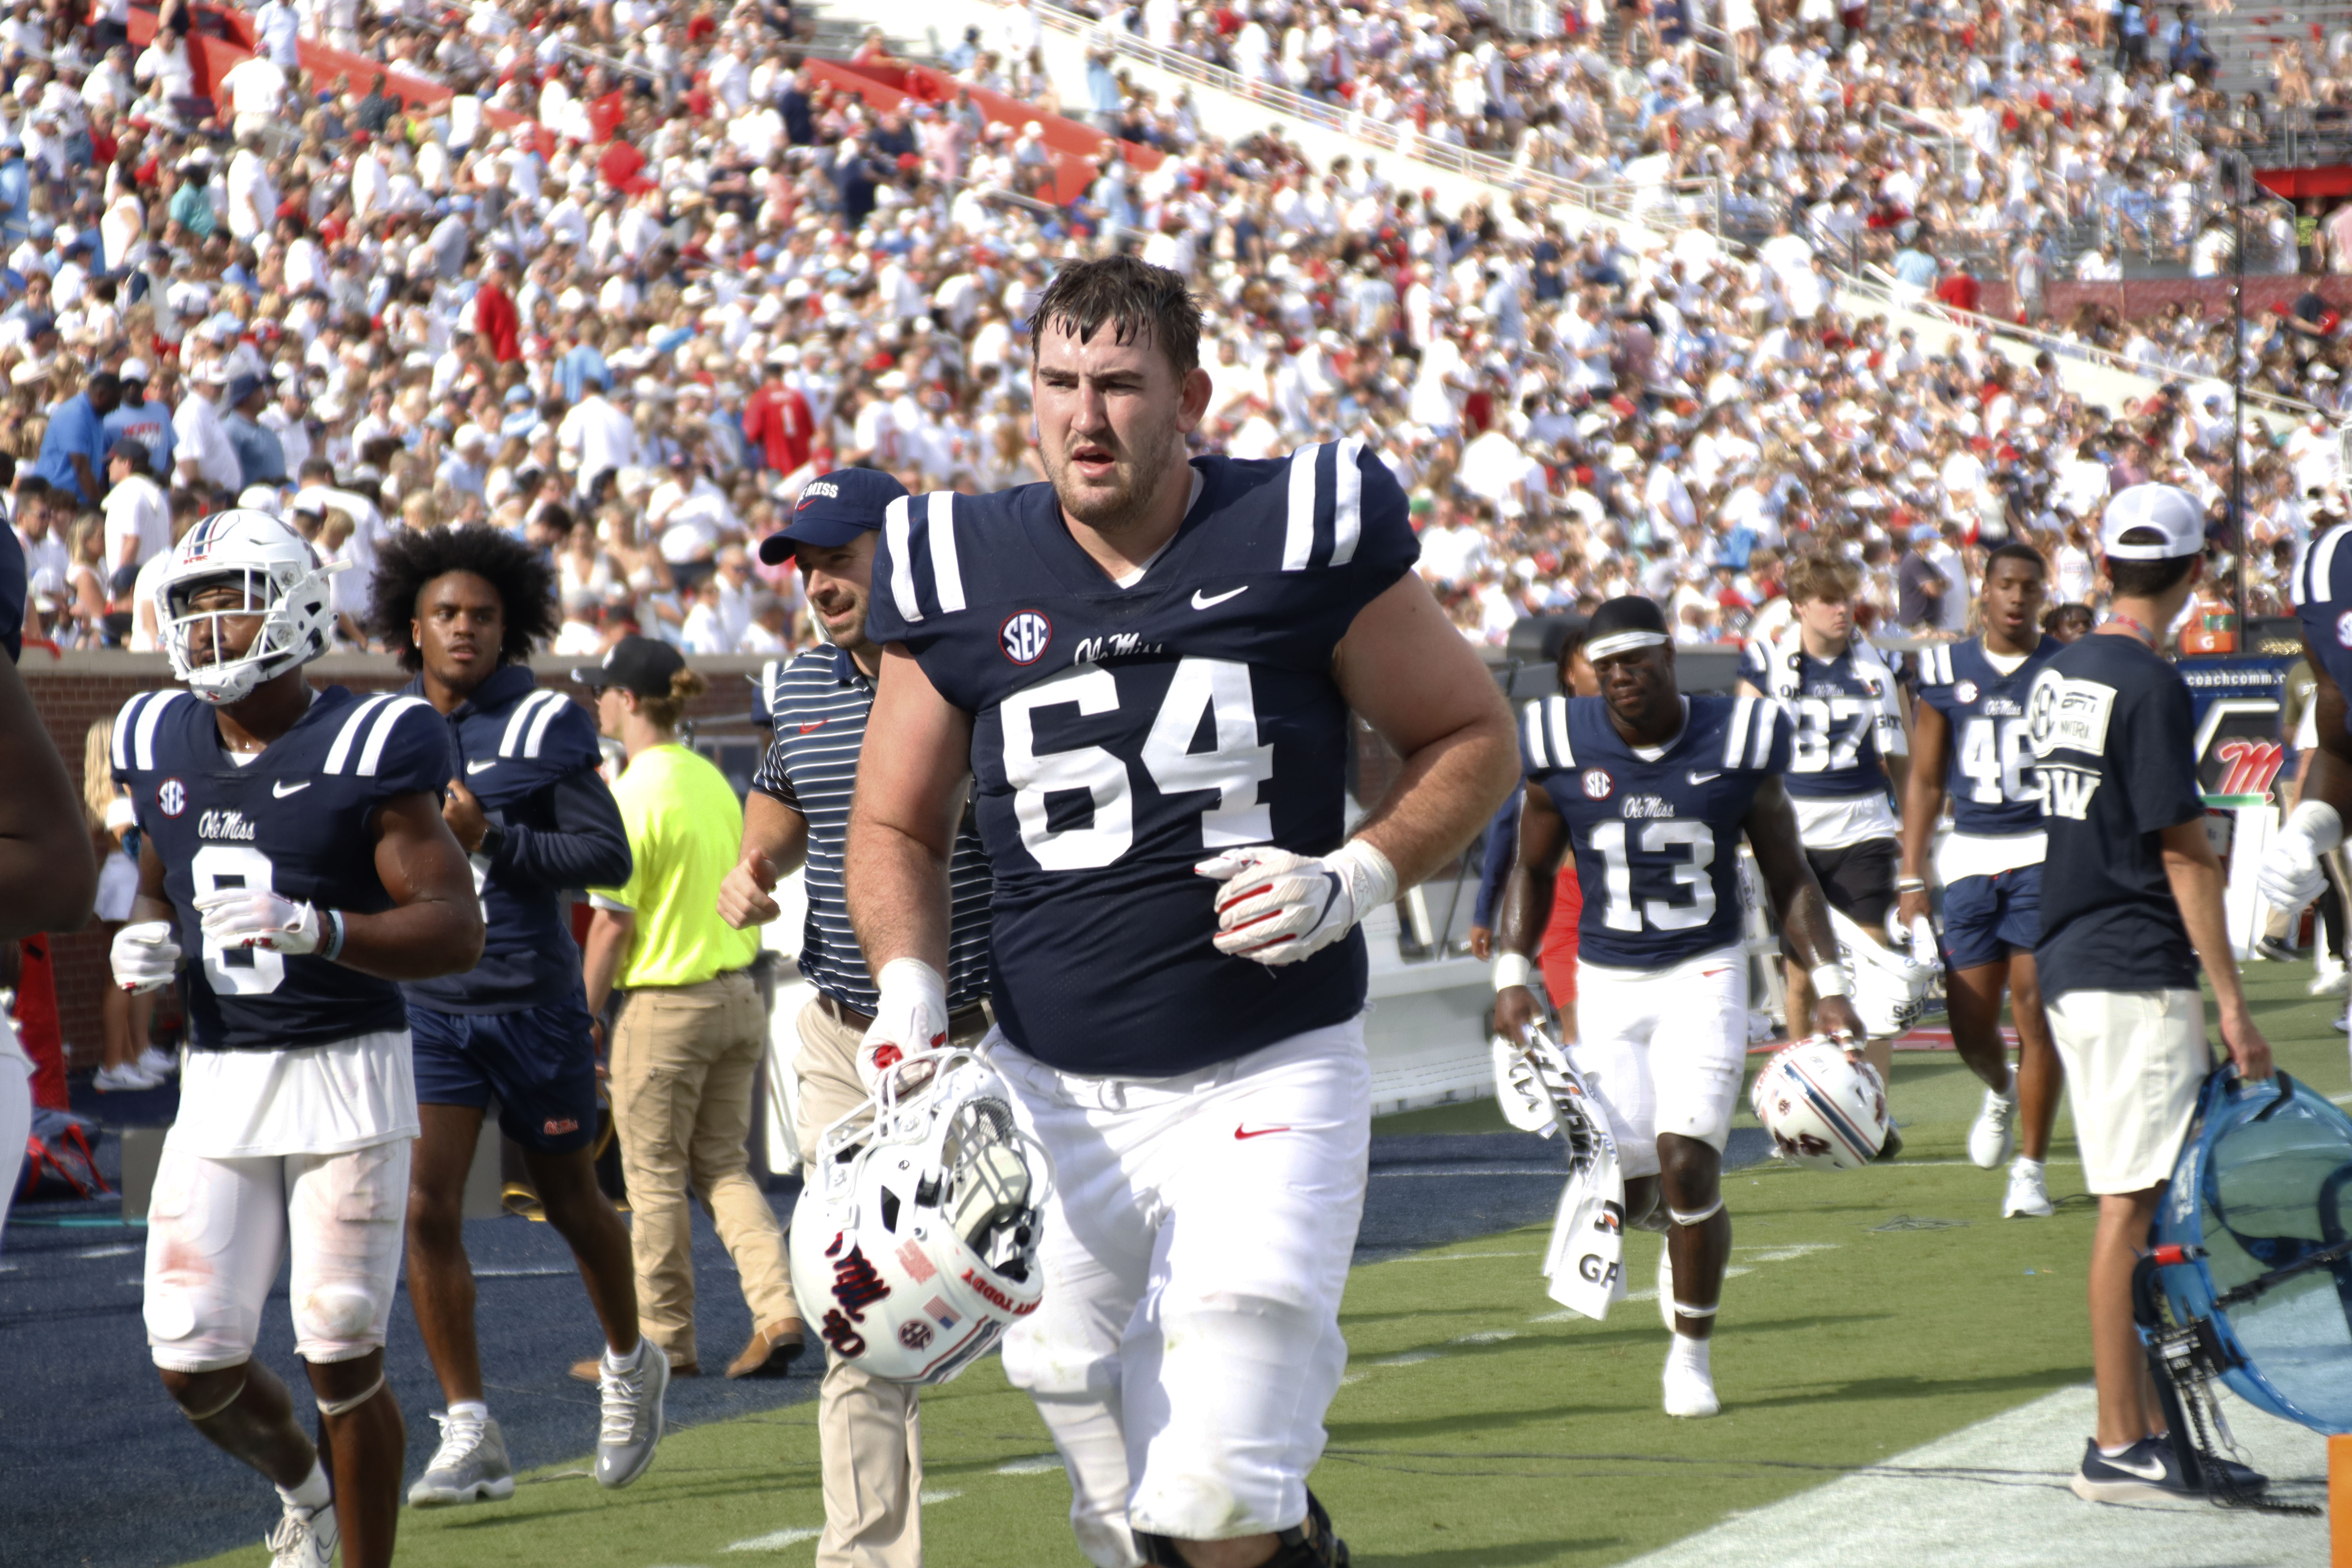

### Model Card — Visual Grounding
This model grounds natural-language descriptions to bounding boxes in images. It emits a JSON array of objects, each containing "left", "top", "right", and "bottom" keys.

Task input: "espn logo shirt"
[{"left": 2027, "top": 632, "right": 2206, "bottom": 1001}]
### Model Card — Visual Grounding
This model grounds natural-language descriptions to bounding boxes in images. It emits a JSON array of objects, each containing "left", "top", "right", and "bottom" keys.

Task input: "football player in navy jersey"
[
  {"left": 846, "top": 256, "right": 1521, "bottom": 1568},
  {"left": 109, "top": 510, "right": 483, "bottom": 1568},
  {"left": 1900, "top": 543, "right": 2069, "bottom": 1218},
  {"left": 1733, "top": 554, "right": 1910, "bottom": 1127},
  {"left": 366, "top": 525, "right": 660, "bottom": 1504},
  {"left": 2267, "top": 512, "right": 2352, "bottom": 998},
  {"left": 1494, "top": 595, "right": 1868, "bottom": 1421}
]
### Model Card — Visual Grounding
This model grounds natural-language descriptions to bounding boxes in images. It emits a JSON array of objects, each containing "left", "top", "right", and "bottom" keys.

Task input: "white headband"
[{"left": 1586, "top": 629, "right": 1670, "bottom": 662}]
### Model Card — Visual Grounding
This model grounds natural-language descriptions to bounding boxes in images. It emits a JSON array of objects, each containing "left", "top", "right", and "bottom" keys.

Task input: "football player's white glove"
[
  {"left": 859, "top": 957, "right": 948, "bottom": 1092},
  {"left": 194, "top": 887, "right": 328, "bottom": 955},
  {"left": 110, "top": 920, "right": 182, "bottom": 994},
  {"left": 2260, "top": 800, "right": 2342, "bottom": 915},
  {"left": 1195, "top": 840, "right": 1398, "bottom": 968}
]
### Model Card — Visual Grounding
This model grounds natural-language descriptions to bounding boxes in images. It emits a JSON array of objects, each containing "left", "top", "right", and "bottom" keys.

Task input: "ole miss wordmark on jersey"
[
  {"left": 2294, "top": 522, "right": 2352, "bottom": 719},
  {"left": 1913, "top": 637, "right": 2064, "bottom": 837},
  {"left": 1738, "top": 628, "right": 1903, "bottom": 800},
  {"left": 113, "top": 685, "right": 453, "bottom": 1052},
  {"left": 865, "top": 441, "right": 1417, "bottom": 1078},
  {"left": 1520, "top": 693, "right": 1791, "bottom": 969}
]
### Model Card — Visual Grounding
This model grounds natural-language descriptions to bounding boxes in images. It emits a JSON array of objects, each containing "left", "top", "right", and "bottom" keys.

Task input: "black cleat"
[{"left": 1873, "top": 1123, "right": 1905, "bottom": 1162}]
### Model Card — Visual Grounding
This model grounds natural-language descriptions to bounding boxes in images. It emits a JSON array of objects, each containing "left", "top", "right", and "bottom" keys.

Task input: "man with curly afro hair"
[{"left": 365, "top": 524, "right": 664, "bottom": 1498}]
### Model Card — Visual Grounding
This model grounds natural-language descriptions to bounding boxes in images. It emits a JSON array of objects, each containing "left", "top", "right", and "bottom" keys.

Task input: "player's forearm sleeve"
[
  {"left": 1473, "top": 792, "right": 1520, "bottom": 929},
  {"left": 501, "top": 771, "right": 633, "bottom": 890}
]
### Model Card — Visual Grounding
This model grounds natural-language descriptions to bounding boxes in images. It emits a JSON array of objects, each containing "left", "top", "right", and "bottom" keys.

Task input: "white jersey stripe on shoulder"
[
  {"left": 112, "top": 692, "right": 147, "bottom": 771},
  {"left": 132, "top": 690, "right": 178, "bottom": 771},
  {"left": 1749, "top": 699, "right": 1779, "bottom": 768},
  {"left": 926, "top": 492, "right": 966, "bottom": 614},
  {"left": 357, "top": 696, "right": 430, "bottom": 777},
  {"left": 1546, "top": 694, "right": 1574, "bottom": 768},
  {"left": 884, "top": 496, "right": 922, "bottom": 625},
  {"left": 323, "top": 693, "right": 390, "bottom": 776},
  {"left": 498, "top": 689, "right": 555, "bottom": 757},
  {"left": 1330, "top": 439, "right": 1365, "bottom": 566},
  {"left": 1723, "top": 694, "right": 1753, "bottom": 769},
  {"left": 1282, "top": 444, "right": 1319, "bottom": 571},
  {"left": 523, "top": 690, "right": 568, "bottom": 758},
  {"left": 1521, "top": 700, "right": 1548, "bottom": 770},
  {"left": 2308, "top": 524, "right": 2352, "bottom": 610}
]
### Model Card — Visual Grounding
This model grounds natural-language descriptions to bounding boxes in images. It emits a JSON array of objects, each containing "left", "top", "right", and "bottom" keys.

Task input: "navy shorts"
[
  {"left": 410, "top": 997, "right": 601, "bottom": 1155},
  {"left": 1941, "top": 865, "right": 2042, "bottom": 972}
]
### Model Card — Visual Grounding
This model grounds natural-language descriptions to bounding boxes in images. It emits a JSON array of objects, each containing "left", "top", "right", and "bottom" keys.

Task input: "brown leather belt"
[{"left": 815, "top": 993, "right": 991, "bottom": 1037}]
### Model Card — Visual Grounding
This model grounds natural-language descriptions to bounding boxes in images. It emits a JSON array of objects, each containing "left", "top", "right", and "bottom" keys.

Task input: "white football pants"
[
  {"left": 1572, "top": 944, "right": 1750, "bottom": 1178},
  {"left": 989, "top": 1016, "right": 1369, "bottom": 1567}
]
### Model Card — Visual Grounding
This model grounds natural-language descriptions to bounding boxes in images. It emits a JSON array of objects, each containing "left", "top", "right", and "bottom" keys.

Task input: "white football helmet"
[
  {"left": 1826, "top": 904, "right": 1938, "bottom": 1039},
  {"left": 789, "top": 1047, "right": 1053, "bottom": 1385},
  {"left": 1749, "top": 1037, "right": 1891, "bottom": 1171},
  {"left": 158, "top": 508, "right": 343, "bottom": 705}
]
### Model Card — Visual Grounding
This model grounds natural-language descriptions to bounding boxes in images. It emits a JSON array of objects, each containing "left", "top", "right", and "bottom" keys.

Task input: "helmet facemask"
[{"left": 162, "top": 559, "right": 337, "bottom": 706}]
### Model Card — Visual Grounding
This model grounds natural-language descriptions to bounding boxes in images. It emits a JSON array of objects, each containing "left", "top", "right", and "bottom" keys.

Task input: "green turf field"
[{"left": 182, "top": 964, "right": 2352, "bottom": 1567}]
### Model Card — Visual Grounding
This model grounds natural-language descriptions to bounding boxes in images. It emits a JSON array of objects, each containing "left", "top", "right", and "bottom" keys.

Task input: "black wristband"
[{"left": 478, "top": 822, "right": 507, "bottom": 862}]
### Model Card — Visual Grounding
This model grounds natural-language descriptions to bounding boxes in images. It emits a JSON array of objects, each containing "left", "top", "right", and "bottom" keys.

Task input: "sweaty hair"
[
  {"left": 2107, "top": 526, "right": 2199, "bottom": 599},
  {"left": 636, "top": 667, "right": 707, "bottom": 732},
  {"left": 1983, "top": 541, "right": 2047, "bottom": 581},
  {"left": 1029, "top": 254, "right": 1203, "bottom": 378},
  {"left": 1782, "top": 553, "right": 1860, "bottom": 606},
  {"left": 369, "top": 523, "right": 559, "bottom": 672}
]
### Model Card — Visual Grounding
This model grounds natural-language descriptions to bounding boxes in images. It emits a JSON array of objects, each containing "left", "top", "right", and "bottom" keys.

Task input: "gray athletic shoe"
[
  {"left": 596, "top": 1341, "right": 669, "bottom": 1489},
  {"left": 266, "top": 1500, "right": 339, "bottom": 1568},
  {"left": 407, "top": 1409, "right": 515, "bottom": 1506}
]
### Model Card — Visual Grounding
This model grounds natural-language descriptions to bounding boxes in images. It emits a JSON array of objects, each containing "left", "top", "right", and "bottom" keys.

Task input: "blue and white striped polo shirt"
[{"left": 751, "top": 647, "right": 993, "bottom": 1012}]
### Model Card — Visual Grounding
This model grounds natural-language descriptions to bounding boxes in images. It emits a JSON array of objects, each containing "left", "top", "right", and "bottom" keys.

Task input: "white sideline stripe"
[
  {"left": 75, "top": 1244, "right": 140, "bottom": 1259},
  {"left": 1369, "top": 1249, "right": 1540, "bottom": 1264},
  {"left": 473, "top": 1266, "right": 572, "bottom": 1278},
  {"left": 1615, "top": 1384, "right": 2326, "bottom": 1568},
  {"left": 996, "top": 1455, "right": 1063, "bottom": 1475},
  {"left": 918, "top": 1490, "right": 962, "bottom": 1504},
  {"left": 724, "top": 1526, "right": 821, "bottom": 1551}
]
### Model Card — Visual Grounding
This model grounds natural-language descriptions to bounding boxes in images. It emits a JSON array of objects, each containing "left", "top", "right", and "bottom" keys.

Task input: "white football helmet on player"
[
  {"left": 1749, "top": 1037, "right": 1891, "bottom": 1171},
  {"left": 158, "top": 509, "right": 343, "bottom": 706},
  {"left": 1826, "top": 905, "right": 1938, "bottom": 1039},
  {"left": 788, "top": 1047, "right": 1053, "bottom": 1385}
]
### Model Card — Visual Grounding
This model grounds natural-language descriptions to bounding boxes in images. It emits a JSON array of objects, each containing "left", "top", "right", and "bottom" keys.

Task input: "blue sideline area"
[{"left": 0, "top": 1096, "right": 1768, "bottom": 1568}]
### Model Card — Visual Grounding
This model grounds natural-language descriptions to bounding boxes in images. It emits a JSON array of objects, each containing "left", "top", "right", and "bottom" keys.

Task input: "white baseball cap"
[{"left": 2101, "top": 483, "right": 2206, "bottom": 561}]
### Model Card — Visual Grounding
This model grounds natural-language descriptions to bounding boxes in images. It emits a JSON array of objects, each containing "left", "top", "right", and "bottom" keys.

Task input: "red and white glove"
[
  {"left": 859, "top": 957, "right": 948, "bottom": 1093},
  {"left": 1195, "top": 840, "right": 1398, "bottom": 968},
  {"left": 110, "top": 920, "right": 182, "bottom": 994},
  {"left": 195, "top": 887, "right": 328, "bottom": 955}
]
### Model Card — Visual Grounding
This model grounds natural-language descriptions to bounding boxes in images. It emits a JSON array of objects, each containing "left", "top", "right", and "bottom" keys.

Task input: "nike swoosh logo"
[
  {"left": 1688, "top": 771, "right": 1721, "bottom": 786},
  {"left": 1234, "top": 1125, "right": 1290, "bottom": 1140},
  {"left": 466, "top": 759, "right": 498, "bottom": 774},
  {"left": 1192, "top": 586, "right": 1248, "bottom": 610},
  {"left": 2103, "top": 1453, "right": 2169, "bottom": 1480},
  {"left": 798, "top": 720, "right": 826, "bottom": 734},
  {"left": 272, "top": 780, "right": 310, "bottom": 797}
]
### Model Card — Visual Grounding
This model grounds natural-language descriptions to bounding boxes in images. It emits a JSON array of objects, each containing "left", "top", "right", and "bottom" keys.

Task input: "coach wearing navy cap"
[{"left": 726, "top": 469, "right": 994, "bottom": 1568}]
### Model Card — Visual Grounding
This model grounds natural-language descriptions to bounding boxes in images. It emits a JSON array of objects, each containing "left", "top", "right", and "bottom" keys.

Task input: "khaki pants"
[
  {"left": 611, "top": 970, "right": 798, "bottom": 1367},
  {"left": 795, "top": 996, "right": 992, "bottom": 1568}
]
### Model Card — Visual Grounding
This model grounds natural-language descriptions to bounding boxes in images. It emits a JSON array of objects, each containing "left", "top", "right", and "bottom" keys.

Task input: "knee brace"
[
  {"left": 1135, "top": 1489, "right": 1350, "bottom": 1568},
  {"left": 314, "top": 1371, "right": 385, "bottom": 1419}
]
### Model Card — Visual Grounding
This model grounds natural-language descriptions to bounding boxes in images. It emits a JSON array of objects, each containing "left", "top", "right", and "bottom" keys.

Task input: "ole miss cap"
[
  {"left": 2101, "top": 483, "right": 2207, "bottom": 561},
  {"left": 757, "top": 468, "right": 909, "bottom": 565}
]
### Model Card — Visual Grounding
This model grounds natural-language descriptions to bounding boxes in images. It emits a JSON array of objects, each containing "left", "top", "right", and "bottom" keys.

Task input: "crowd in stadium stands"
[{"left": 3, "top": 0, "right": 2350, "bottom": 665}]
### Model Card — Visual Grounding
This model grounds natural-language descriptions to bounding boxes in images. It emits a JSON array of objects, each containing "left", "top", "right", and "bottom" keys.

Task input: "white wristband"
[
  {"left": 875, "top": 956, "right": 947, "bottom": 1012},
  {"left": 2289, "top": 799, "right": 2345, "bottom": 854},
  {"left": 1328, "top": 837, "right": 1401, "bottom": 921},
  {"left": 1493, "top": 953, "right": 1534, "bottom": 992},
  {"left": 1810, "top": 962, "right": 1851, "bottom": 1000}
]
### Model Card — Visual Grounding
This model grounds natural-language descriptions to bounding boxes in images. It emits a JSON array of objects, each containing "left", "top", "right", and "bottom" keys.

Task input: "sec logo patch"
[
  {"left": 1000, "top": 610, "right": 1052, "bottom": 664},
  {"left": 158, "top": 778, "right": 188, "bottom": 817},
  {"left": 1953, "top": 679, "right": 1978, "bottom": 704},
  {"left": 2336, "top": 609, "right": 2352, "bottom": 649},
  {"left": 1581, "top": 768, "right": 1613, "bottom": 800}
]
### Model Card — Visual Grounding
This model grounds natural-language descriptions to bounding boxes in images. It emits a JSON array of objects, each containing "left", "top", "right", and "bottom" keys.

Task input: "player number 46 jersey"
[
  {"left": 1520, "top": 693, "right": 1791, "bottom": 969},
  {"left": 1913, "top": 636, "right": 2065, "bottom": 838},
  {"left": 113, "top": 684, "right": 454, "bottom": 1052},
  {"left": 866, "top": 443, "right": 1417, "bottom": 1079}
]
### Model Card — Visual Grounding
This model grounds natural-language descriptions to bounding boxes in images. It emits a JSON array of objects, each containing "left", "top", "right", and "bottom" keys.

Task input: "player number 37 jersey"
[{"left": 866, "top": 442, "right": 1418, "bottom": 1079}]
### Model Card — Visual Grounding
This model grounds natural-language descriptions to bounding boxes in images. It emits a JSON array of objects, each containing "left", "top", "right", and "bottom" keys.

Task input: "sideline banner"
[{"left": 2181, "top": 656, "right": 2296, "bottom": 808}]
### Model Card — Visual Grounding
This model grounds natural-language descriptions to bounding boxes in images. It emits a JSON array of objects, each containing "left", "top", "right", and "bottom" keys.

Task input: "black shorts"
[{"left": 1804, "top": 838, "right": 1899, "bottom": 933}]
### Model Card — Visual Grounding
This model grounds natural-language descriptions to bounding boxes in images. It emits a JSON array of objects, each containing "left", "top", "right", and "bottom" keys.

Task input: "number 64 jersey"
[
  {"left": 866, "top": 443, "right": 1417, "bottom": 1079},
  {"left": 1520, "top": 693, "right": 1791, "bottom": 967},
  {"left": 113, "top": 684, "right": 454, "bottom": 1052}
]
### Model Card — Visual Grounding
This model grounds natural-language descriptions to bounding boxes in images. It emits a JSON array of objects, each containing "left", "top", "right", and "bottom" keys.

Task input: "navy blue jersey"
[
  {"left": 1739, "top": 626, "right": 1904, "bottom": 799},
  {"left": 1915, "top": 636, "right": 2065, "bottom": 836},
  {"left": 1520, "top": 693, "right": 1791, "bottom": 968},
  {"left": 113, "top": 684, "right": 454, "bottom": 1051},
  {"left": 2294, "top": 522, "right": 2352, "bottom": 720},
  {"left": 865, "top": 443, "right": 1417, "bottom": 1076},
  {"left": 402, "top": 665, "right": 631, "bottom": 1016}
]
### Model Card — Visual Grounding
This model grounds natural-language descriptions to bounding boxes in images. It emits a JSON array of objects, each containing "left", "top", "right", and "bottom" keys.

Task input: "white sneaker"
[
  {"left": 2312, "top": 967, "right": 2350, "bottom": 998},
  {"left": 1967, "top": 1087, "right": 2017, "bottom": 1170},
  {"left": 2004, "top": 1161, "right": 2055, "bottom": 1218},
  {"left": 134, "top": 1046, "right": 178, "bottom": 1078},
  {"left": 1662, "top": 1348, "right": 1721, "bottom": 1419},
  {"left": 93, "top": 1062, "right": 160, "bottom": 1093},
  {"left": 408, "top": 1409, "right": 514, "bottom": 1506},
  {"left": 596, "top": 1341, "right": 669, "bottom": 1489},
  {"left": 267, "top": 1500, "right": 338, "bottom": 1568}
]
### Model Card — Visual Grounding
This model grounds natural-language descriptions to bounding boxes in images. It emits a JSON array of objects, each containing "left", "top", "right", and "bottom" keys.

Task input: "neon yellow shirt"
[{"left": 593, "top": 743, "right": 760, "bottom": 989}]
